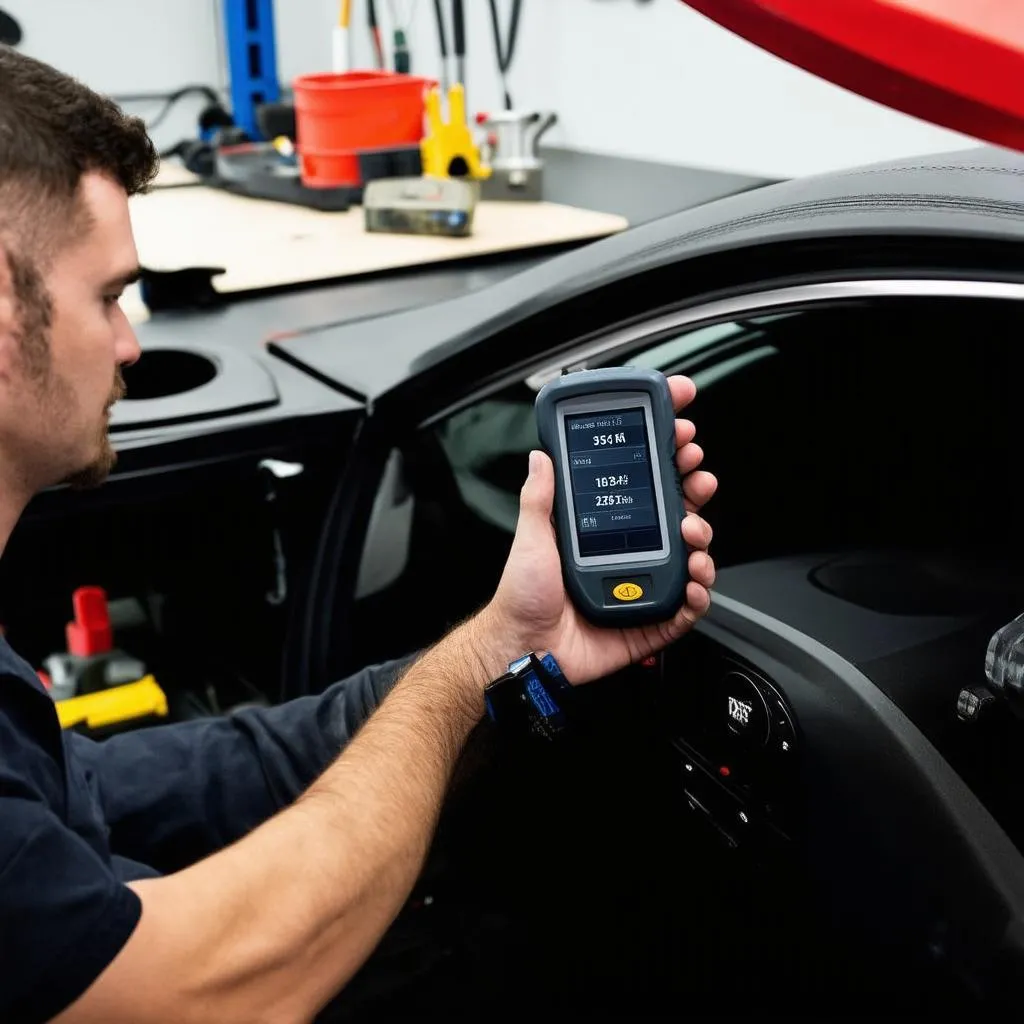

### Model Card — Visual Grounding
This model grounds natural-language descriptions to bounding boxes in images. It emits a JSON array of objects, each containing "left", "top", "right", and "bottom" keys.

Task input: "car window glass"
[
  {"left": 435, "top": 311, "right": 789, "bottom": 533},
  {"left": 438, "top": 392, "right": 540, "bottom": 532},
  {"left": 690, "top": 345, "right": 779, "bottom": 389},
  {"left": 428, "top": 297, "right": 1024, "bottom": 628},
  {"left": 625, "top": 321, "right": 744, "bottom": 370}
]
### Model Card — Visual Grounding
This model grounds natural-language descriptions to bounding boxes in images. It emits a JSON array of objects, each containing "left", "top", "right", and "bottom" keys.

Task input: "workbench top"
[
  {"left": 123, "top": 163, "right": 629, "bottom": 323},
  {"left": 134, "top": 180, "right": 626, "bottom": 287},
  {"left": 126, "top": 149, "right": 765, "bottom": 330}
]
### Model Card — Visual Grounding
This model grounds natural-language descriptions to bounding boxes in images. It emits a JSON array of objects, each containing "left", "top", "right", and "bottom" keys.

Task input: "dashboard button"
[
  {"left": 721, "top": 671, "right": 770, "bottom": 748},
  {"left": 956, "top": 685, "right": 996, "bottom": 723},
  {"left": 768, "top": 694, "right": 797, "bottom": 756}
]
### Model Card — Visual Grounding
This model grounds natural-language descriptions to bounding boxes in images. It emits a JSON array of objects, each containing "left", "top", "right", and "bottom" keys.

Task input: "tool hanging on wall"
[
  {"left": 387, "top": 0, "right": 417, "bottom": 73},
  {"left": 452, "top": 0, "right": 467, "bottom": 90},
  {"left": 333, "top": 0, "right": 352, "bottom": 72},
  {"left": 488, "top": 0, "right": 523, "bottom": 109},
  {"left": 432, "top": 0, "right": 451, "bottom": 93},
  {"left": 368, "top": 0, "right": 386, "bottom": 70}
]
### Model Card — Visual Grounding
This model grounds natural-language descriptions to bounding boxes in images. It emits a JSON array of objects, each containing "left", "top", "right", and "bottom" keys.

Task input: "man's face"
[{"left": 0, "top": 171, "right": 142, "bottom": 493}]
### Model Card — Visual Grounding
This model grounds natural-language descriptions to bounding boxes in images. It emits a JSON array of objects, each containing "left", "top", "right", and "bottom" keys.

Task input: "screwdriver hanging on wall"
[
  {"left": 452, "top": 0, "right": 466, "bottom": 90},
  {"left": 432, "top": 0, "right": 450, "bottom": 92},
  {"left": 368, "top": 0, "right": 385, "bottom": 69},
  {"left": 487, "top": 0, "right": 522, "bottom": 110},
  {"left": 388, "top": 0, "right": 415, "bottom": 72}
]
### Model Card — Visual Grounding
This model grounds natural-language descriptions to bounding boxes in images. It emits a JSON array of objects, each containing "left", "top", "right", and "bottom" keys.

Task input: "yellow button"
[{"left": 612, "top": 582, "right": 644, "bottom": 602}]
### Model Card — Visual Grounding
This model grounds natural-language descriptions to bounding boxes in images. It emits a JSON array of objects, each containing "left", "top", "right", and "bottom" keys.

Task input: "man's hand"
[{"left": 483, "top": 375, "right": 717, "bottom": 686}]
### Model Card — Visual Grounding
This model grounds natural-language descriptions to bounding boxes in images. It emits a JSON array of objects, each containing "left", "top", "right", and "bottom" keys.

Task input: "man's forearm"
[
  {"left": 69, "top": 656, "right": 415, "bottom": 875},
  {"left": 62, "top": 610, "right": 520, "bottom": 1024}
]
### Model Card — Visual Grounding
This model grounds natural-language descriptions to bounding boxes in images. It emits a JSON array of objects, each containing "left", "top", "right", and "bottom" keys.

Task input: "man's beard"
[
  {"left": 8, "top": 251, "right": 127, "bottom": 491},
  {"left": 63, "top": 366, "right": 127, "bottom": 490},
  {"left": 8, "top": 250, "right": 123, "bottom": 491}
]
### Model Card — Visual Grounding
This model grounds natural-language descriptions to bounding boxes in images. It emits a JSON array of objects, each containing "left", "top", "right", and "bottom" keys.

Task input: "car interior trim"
[
  {"left": 704, "top": 591, "right": 1024, "bottom": 912},
  {"left": 524, "top": 278, "right": 1024, "bottom": 391}
]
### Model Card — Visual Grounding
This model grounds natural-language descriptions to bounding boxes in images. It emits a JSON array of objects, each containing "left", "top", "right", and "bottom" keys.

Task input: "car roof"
[{"left": 271, "top": 144, "right": 1024, "bottom": 405}]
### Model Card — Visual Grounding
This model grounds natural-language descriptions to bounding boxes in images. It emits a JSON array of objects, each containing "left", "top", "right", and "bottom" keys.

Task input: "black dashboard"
[
  {"left": 663, "top": 635, "right": 800, "bottom": 851},
  {"left": 654, "top": 551, "right": 1024, "bottom": 1003}
]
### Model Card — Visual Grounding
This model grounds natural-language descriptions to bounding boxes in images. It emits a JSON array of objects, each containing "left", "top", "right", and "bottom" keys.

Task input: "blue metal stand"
[{"left": 222, "top": 0, "right": 281, "bottom": 139}]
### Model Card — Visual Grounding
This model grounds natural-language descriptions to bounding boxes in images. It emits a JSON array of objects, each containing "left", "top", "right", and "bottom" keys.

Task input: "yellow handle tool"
[{"left": 56, "top": 676, "right": 169, "bottom": 731}]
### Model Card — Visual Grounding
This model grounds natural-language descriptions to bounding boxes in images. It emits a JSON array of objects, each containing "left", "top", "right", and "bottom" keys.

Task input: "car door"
[
  {"left": 432, "top": 277, "right": 1022, "bottom": 554},
  {"left": 407, "top": 276, "right": 1024, "bottom": 1006}
]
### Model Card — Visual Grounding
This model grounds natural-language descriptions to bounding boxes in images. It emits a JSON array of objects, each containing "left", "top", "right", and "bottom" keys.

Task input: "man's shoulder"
[
  {"left": 0, "top": 636, "right": 55, "bottom": 723},
  {"left": 0, "top": 635, "right": 42, "bottom": 685},
  {"left": 0, "top": 636, "right": 65, "bottom": 791},
  {"left": 0, "top": 630, "right": 40, "bottom": 679}
]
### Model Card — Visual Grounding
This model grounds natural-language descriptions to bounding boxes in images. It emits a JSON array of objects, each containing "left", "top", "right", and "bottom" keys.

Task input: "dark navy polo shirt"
[{"left": 0, "top": 636, "right": 409, "bottom": 1022}]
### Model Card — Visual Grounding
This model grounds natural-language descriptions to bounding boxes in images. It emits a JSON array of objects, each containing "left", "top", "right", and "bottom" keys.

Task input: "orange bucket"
[{"left": 293, "top": 71, "right": 433, "bottom": 188}]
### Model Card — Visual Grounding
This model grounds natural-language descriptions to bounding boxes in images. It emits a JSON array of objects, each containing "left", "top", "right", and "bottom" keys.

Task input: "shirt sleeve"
[
  {"left": 0, "top": 797, "right": 142, "bottom": 1024},
  {"left": 71, "top": 653, "right": 413, "bottom": 873}
]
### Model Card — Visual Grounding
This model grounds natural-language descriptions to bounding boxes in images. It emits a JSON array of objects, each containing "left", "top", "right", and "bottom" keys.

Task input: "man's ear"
[{"left": 0, "top": 243, "right": 17, "bottom": 381}]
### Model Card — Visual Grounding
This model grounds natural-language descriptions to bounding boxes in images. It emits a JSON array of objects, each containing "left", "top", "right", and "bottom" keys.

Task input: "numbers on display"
[{"left": 592, "top": 432, "right": 627, "bottom": 447}]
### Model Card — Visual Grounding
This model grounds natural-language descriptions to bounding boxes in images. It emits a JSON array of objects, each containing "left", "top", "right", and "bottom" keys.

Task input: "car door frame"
[{"left": 297, "top": 273, "right": 1024, "bottom": 695}]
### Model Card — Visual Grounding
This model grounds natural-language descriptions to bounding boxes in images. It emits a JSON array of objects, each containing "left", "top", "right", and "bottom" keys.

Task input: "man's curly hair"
[{"left": 0, "top": 46, "right": 158, "bottom": 374}]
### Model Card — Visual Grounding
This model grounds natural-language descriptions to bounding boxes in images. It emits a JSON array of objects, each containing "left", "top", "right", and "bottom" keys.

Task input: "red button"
[
  {"left": 641, "top": 655, "right": 658, "bottom": 668},
  {"left": 719, "top": 765, "right": 732, "bottom": 778}
]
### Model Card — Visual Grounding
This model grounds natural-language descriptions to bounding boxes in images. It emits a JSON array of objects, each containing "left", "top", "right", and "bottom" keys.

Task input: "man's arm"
[
  {"left": 69, "top": 655, "right": 415, "bottom": 873},
  {"left": 58, "top": 375, "right": 717, "bottom": 1023},
  {"left": 57, "top": 612, "right": 518, "bottom": 1024}
]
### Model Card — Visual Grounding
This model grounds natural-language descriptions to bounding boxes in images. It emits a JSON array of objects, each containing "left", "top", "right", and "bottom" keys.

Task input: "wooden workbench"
[{"left": 122, "top": 162, "right": 628, "bottom": 323}]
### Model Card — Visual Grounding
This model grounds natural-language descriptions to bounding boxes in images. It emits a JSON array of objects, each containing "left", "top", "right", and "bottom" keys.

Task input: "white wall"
[
  {"left": 3, "top": 0, "right": 225, "bottom": 152},
  {"left": 5, "top": 0, "right": 978, "bottom": 178}
]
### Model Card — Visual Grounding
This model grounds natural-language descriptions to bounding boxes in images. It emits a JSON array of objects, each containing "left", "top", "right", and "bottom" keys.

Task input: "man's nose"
[{"left": 115, "top": 311, "right": 142, "bottom": 367}]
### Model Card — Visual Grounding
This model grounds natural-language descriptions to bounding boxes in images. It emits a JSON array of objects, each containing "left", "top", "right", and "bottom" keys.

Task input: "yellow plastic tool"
[
  {"left": 56, "top": 675, "right": 169, "bottom": 731},
  {"left": 420, "top": 84, "right": 491, "bottom": 181}
]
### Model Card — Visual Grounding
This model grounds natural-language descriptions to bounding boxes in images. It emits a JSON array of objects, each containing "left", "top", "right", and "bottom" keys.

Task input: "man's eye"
[{"left": 103, "top": 294, "right": 122, "bottom": 308}]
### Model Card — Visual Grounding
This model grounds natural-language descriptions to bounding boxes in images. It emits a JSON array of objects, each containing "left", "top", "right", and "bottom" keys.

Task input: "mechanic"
[{"left": 0, "top": 48, "right": 718, "bottom": 1024}]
